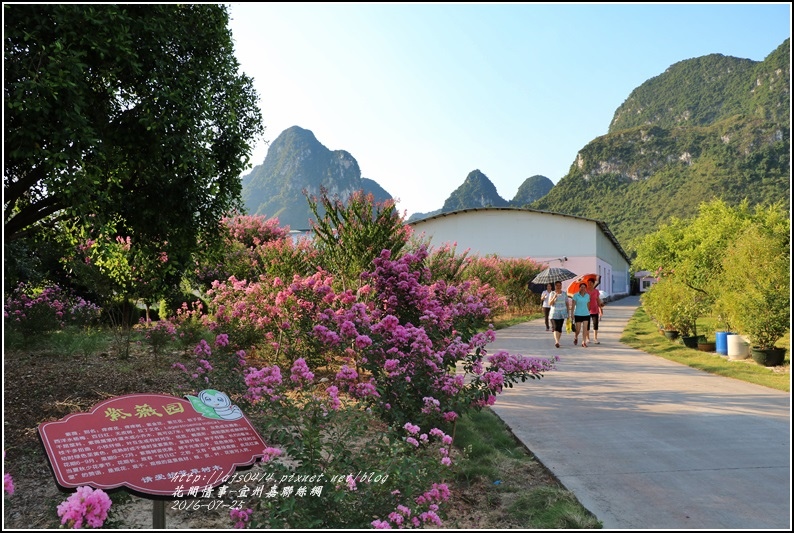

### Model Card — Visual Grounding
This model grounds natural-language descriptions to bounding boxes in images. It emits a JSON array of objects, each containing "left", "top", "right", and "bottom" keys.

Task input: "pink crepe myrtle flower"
[
  {"left": 215, "top": 333, "right": 230, "bottom": 347},
  {"left": 4, "top": 473, "right": 14, "bottom": 496},
  {"left": 326, "top": 385, "right": 342, "bottom": 410},
  {"left": 194, "top": 339, "right": 212, "bottom": 356},
  {"left": 230, "top": 507, "right": 253, "bottom": 528},
  {"left": 290, "top": 358, "right": 314, "bottom": 385},
  {"left": 56, "top": 486, "right": 112, "bottom": 529},
  {"left": 403, "top": 422, "right": 420, "bottom": 435},
  {"left": 261, "top": 446, "right": 282, "bottom": 463},
  {"left": 335, "top": 365, "right": 358, "bottom": 381}
]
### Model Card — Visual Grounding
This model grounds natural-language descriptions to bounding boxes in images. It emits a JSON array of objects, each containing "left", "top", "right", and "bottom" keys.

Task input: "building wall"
[
  {"left": 411, "top": 210, "right": 594, "bottom": 258},
  {"left": 409, "top": 208, "right": 631, "bottom": 296}
]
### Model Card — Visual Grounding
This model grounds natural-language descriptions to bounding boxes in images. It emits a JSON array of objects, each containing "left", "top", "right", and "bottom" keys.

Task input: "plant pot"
[
  {"left": 750, "top": 347, "right": 787, "bottom": 367},
  {"left": 697, "top": 341, "right": 717, "bottom": 352},
  {"left": 681, "top": 335, "right": 699, "bottom": 349},
  {"left": 663, "top": 330, "right": 680, "bottom": 340}
]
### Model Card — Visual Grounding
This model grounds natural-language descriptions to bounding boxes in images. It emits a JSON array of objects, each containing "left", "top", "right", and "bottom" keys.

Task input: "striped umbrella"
[{"left": 531, "top": 267, "right": 578, "bottom": 285}]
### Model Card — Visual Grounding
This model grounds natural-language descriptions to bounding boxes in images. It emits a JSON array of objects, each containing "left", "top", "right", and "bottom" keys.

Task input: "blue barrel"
[{"left": 715, "top": 331, "right": 731, "bottom": 355}]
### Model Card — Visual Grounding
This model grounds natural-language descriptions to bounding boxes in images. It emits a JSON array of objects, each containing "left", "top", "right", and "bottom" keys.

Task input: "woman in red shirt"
[{"left": 586, "top": 278, "right": 604, "bottom": 344}]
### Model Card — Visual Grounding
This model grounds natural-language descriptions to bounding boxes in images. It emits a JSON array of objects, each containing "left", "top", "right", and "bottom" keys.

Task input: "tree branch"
[
  {"left": 4, "top": 196, "right": 64, "bottom": 241},
  {"left": 3, "top": 164, "right": 48, "bottom": 209}
]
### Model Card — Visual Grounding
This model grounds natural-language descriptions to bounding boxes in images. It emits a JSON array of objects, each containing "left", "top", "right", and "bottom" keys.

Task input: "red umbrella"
[{"left": 566, "top": 273, "right": 599, "bottom": 296}]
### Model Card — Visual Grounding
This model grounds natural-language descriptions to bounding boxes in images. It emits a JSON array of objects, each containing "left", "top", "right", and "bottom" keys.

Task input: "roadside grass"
[
  {"left": 491, "top": 310, "right": 542, "bottom": 330},
  {"left": 621, "top": 306, "right": 790, "bottom": 392},
  {"left": 450, "top": 408, "right": 602, "bottom": 529}
]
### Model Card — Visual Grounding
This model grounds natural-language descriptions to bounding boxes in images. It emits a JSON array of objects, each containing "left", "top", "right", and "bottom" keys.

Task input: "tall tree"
[{"left": 4, "top": 4, "right": 264, "bottom": 259}]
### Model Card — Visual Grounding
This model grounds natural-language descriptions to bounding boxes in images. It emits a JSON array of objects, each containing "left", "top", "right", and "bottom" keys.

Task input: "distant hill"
[
  {"left": 240, "top": 40, "right": 789, "bottom": 252},
  {"left": 510, "top": 175, "right": 554, "bottom": 206},
  {"left": 407, "top": 172, "right": 553, "bottom": 222},
  {"left": 530, "top": 38, "right": 790, "bottom": 254},
  {"left": 241, "top": 126, "right": 393, "bottom": 229},
  {"left": 442, "top": 169, "right": 509, "bottom": 212}
]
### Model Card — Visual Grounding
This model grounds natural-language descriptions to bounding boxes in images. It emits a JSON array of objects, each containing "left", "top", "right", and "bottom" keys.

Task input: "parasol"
[
  {"left": 566, "top": 273, "right": 599, "bottom": 296},
  {"left": 531, "top": 267, "right": 578, "bottom": 285}
]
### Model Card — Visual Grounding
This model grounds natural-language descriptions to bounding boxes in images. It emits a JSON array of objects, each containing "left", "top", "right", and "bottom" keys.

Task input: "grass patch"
[
  {"left": 507, "top": 486, "right": 602, "bottom": 529},
  {"left": 622, "top": 307, "right": 790, "bottom": 392},
  {"left": 453, "top": 408, "right": 530, "bottom": 482},
  {"left": 450, "top": 408, "right": 602, "bottom": 529},
  {"left": 491, "top": 311, "right": 542, "bottom": 330}
]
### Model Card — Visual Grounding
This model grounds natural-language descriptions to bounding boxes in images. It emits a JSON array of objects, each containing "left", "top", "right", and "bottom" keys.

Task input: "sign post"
[{"left": 39, "top": 391, "right": 267, "bottom": 528}]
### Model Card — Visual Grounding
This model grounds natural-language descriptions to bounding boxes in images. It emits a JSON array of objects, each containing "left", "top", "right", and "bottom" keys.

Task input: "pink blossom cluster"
[
  {"left": 244, "top": 365, "right": 283, "bottom": 402},
  {"left": 221, "top": 214, "right": 289, "bottom": 249},
  {"left": 3, "top": 472, "right": 13, "bottom": 496},
  {"left": 289, "top": 358, "right": 314, "bottom": 384},
  {"left": 140, "top": 318, "right": 176, "bottom": 339},
  {"left": 4, "top": 451, "right": 14, "bottom": 497},
  {"left": 4, "top": 283, "right": 102, "bottom": 331},
  {"left": 229, "top": 507, "right": 254, "bottom": 528},
  {"left": 172, "top": 357, "right": 213, "bottom": 383},
  {"left": 56, "top": 486, "right": 112, "bottom": 529},
  {"left": 373, "top": 482, "right": 450, "bottom": 528},
  {"left": 261, "top": 446, "right": 283, "bottom": 463},
  {"left": 199, "top": 242, "right": 555, "bottom": 430},
  {"left": 401, "top": 423, "right": 454, "bottom": 467},
  {"left": 488, "top": 350, "right": 559, "bottom": 375}
]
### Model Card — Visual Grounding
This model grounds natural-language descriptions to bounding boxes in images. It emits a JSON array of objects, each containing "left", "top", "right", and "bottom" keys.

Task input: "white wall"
[
  {"left": 410, "top": 209, "right": 594, "bottom": 259},
  {"left": 409, "top": 208, "right": 631, "bottom": 296}
]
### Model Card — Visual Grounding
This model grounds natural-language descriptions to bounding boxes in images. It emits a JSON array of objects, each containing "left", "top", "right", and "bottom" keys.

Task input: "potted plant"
[
  {"left": 716, "top": 222, "right": 789, "bottom": 367},
  {"left": 641, "top": 279, "right": 682, "bottom": 340},
  {"left": 697, "top": 325, "right": 717, "bottom": 352},
  {"left": 652, "top": 278, "right": 707, "bottom": 346},
  {"left": 673, "top": 287, "right": 709, "bottom": 349}
]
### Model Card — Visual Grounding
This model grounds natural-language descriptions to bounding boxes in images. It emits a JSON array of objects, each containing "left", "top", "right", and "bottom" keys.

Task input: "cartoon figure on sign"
[{"left": 186, "top": 389, "right": 243, "bottom": 420}]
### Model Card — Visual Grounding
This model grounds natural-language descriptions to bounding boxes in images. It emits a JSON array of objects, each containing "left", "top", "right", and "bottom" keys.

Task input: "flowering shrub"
[
  {"left": 239, "top": 360, "right": 456, "bottom": 529},
  {"left": 203, "top": 245, "right": 553, "bottom": 429},
  {"left": 309, "top": 189, "right": 412, "bottom": 291},
  {"left": 4, "top": 283, "right": 102, "bottom": 339},
  {"left": 172, "top": 334, "right": 248, "bottom": 398},
  {"left": 167, "top": 300, "right": 213, "bottom": 354},
  {"left": 170, "top": 192, "right": 556, "bottom": 528},
  {"left": 56, "top": 486, "right": 112, "bottom": 529},
  {"left": 137, "top": 318, "right": 177, "bottom": 358},
  {"left": 173, "top": 249, "right": 555, "bottom": 528},
  {"left": 193, "top": 214, "right": 316, "bottom": 290}
]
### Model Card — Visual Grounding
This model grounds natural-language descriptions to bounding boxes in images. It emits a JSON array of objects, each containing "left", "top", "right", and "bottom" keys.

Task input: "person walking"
[
  {"left": 586, "top": 278, "right": 604, "bottom": 344},
  {"left": 541, "top": 283, "right": 553, "bottom": 331},
  {"left": 548, "top": 280, "right": 570, "bottom": 348},
  {"left": 571, "top": 282, "right": 591, "bottom": 347}
]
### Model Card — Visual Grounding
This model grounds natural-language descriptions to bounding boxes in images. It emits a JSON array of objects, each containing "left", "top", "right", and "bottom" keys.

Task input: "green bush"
[{"left": 716, "top": 219, "right": 790, "bottom": 349}]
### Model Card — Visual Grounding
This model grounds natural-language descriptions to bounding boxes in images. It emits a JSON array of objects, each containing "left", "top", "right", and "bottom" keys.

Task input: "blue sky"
[{"left": 227, "top": 3, "right": 791, "bottom": 218}]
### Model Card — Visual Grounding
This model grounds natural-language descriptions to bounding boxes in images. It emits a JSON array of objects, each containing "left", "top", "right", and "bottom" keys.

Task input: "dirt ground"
[{"left": 3, "top": 344, "right": 567, "bottom": 529}]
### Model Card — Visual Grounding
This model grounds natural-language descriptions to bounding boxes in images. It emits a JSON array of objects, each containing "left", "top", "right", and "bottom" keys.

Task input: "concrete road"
[{"left": 487, "top": 295, "right": 791, "bottom": 530}]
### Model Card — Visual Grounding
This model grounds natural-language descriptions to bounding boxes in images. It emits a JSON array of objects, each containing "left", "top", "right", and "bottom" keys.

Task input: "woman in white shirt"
[
  {"left": 548, "top": 281, "right": 570, "bottom": 348},
  {"left": 541, "top": 283, "right": 553, "bottom": 331}
]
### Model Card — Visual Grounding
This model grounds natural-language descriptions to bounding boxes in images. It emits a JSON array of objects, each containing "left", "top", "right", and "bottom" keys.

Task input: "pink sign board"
[{"left": 38, "top": 392, "right": 268, "bottom": 496}]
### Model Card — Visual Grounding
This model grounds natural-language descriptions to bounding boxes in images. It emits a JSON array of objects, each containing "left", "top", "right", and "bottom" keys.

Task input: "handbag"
[{"left": 565, "top": 318, "right": 572, "bottom": 334}]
